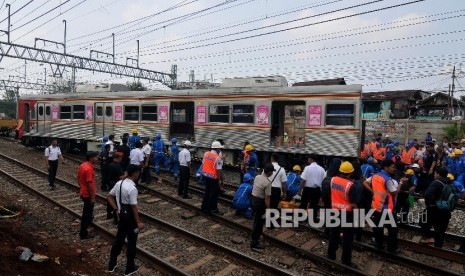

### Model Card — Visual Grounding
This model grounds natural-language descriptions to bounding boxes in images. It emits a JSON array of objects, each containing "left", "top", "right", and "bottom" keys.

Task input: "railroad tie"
[
  {"left": 300, "top": 239, "right": 319, "bottom": 251},
  {"left": 183, "top": 254, "right": 215, "bottom": 272},
  {"left": 366, "top": 260, "right": 384, "bottom": 276},
  {"left": 450, "top": 262, "right": 464, "bottom": 273},
  {"left": 275, "top": 230, "right": 297, "bottom": 241},
  {"left": 137, "top": 228, "right": 159, "bottom": 239},
  {"left": 214, "top": 264, "right": 238, "bottom": 276}
]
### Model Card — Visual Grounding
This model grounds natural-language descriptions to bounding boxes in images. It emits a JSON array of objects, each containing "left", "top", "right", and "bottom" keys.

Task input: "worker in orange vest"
[
  {"left": 400, "top": 141, "right": 416, "bottom": 168},
  {"left": 371, "top": 159, "right": 404, "bottom": 253},
  {"left": 327, "top": 161, "right": 360, "bottom": 268},
  {"left": 372, "top": 142, "right": 385, "bottom": 163},
  {"left": 201, "top": 141, "right": 223, "bottom": 215}
]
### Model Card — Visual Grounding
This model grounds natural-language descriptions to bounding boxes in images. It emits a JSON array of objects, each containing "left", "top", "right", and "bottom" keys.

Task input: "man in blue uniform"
[
  {"left": 169, "top": 138, "right": 180, "bottom": 181},
  {"left": 153, "top": 133, "right": 168, "bottom": 182}
]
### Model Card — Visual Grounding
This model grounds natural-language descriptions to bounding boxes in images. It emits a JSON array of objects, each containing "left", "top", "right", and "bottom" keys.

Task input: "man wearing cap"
[
  {"left": 153, "top": 134, "right": 169, "bottom": 182},
  {"left": 78, "top": 151, "right": 99, "bottom": 239},
  {"left": 106, "top": 152, "right": 126, "bottom": 221},
  {"left": 129, "top": 129, "right": 140, "bottom": 150},
  {"left": 140, "top": 137, "right": 152, "bottom": 184},
  {"left": 250, "top": 163, "right": 275, "bottom": 251},
  {"left": 327, "top": 161, "right": 359, "bottom": 268},
  {"left": 201, "top": 141, "right": 223, "bottom": 215},
  {"left": 395, "top": 169, "right": 415, "bottom": 223},
  {"left": 245, "top": 144, "right": 259, "bottom": 179},
  {"left": 178, "top": 140, "right": 193, "bottom": 199},
  {"left": 425, "top": 132, "right": 433, "bottom": 143},
  {"left": 401, "top": 141, "right": 416, "bottom": 168}
]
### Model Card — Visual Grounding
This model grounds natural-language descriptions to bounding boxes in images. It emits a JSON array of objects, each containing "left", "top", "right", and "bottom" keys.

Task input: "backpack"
[{"left": 436, "top": 181, "right": 459, "bottom": 211}]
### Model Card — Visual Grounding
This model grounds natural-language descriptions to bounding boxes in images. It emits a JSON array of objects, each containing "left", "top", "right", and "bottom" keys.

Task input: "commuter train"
[{"left": 17, "top": 76, "right": 362, "bottom": 166}]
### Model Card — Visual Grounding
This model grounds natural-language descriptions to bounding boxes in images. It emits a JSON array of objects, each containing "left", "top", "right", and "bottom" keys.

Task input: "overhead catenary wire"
[
  {"left": 137, "top": 9, "right": 465, "bottom": 63},
  {"left": 11, "top": 0, "right": 72, "bottom": 32},
  {"left": 0, "top": 0, "right": 34, "bottom": 24}
]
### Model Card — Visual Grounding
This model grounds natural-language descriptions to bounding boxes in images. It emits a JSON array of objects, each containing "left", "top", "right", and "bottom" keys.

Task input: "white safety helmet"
[
  {"left": 411, "top": 163, "right": 420, "bottom": 169},
  {"left": 184, "top": 140, "right": 192, "bottom": 147},
  {"left": 211, "top": 141, "right": 224, "bottom": 149}
]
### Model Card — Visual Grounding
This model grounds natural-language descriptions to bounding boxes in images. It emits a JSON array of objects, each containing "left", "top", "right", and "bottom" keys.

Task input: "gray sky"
[{"left": 0, "top": 0, "right": 464, "bottom": 93}]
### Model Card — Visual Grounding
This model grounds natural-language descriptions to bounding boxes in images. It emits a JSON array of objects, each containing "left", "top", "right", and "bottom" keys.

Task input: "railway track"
[
  {"left": 0, "top": 153, "right": 298, "bottom": 276},
  {"left": 139, "top": 174, "right": 465, "bottom": 276}
]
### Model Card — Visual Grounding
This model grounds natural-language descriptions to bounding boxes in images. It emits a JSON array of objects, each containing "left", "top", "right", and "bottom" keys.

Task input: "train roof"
[{"left": 20, "top": 84, "right": 362, "bottom": 100}]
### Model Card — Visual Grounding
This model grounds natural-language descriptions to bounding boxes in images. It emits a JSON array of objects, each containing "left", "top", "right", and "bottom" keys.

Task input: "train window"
[
  {"left": 232, "top": 104, "right": 254, "bottom": 124},
  {"left": 38, "top": 106, "right": 44, "bottom": 116},
  {"left": 172, "top": 108, "right": 186, "bottom": 123},
  {"left": 124, "top": 105, "right": 140, "bottom": 121},
  {"left": 60, "top": 106, "right": 71, "bottom": 119},
  {"left": 105, "top": 106, "right": 112, "bottom": 117},
  {"left": 96, "top": 106, "right": 103, "bottom": 116},
  {"left": 325, "top": 104, "right": 354, "bottom": 126},
  {"left": 141, "top": 105, "right": 157, "bottom": 121},
  {"left": 45, "top": 106, "right": 50, "bottom": 116},
  {"left": 73, "top": 105, "right": 85, "bottom": 120},
  {"left": 209, "top": 105, "right": 229, "bottom": 123}
]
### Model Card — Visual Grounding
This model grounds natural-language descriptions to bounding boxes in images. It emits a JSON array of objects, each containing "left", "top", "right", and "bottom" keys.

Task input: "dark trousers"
[
  {"left": 421, "top": 206, "right": 451, "bottom": 248},
  {"left": 372, "top": 211, "right": 398, "bottom": 250},
  {"left": 328, "top": 212, "right": 354, "bottom": 265},
  {"left": 140, "top": 165, "right": 151, "bottom": 184},
  {"left": 251, "top": 196, "right": 266, "bottom": 244},
  {"left": 101, "top": 163, "right": 108, "bottom": 189},
  {"left": 79, "top": 197, "right": 94, "bottom": 238},
  {"left": 299, "top": 187, "right": 321, "bottom": 223},
  {"left": 178, "top": 166, "right": 190, "bottom": 197},
  {"left": 201, "top": 177, "right": 219, "bottom": 213},
  {"left": 270, "top": 187, "right": 282, "bottom": 209},
  {"left": 395, "top": 193, "right": 410, "bottom": 223},
  {"left": 109, "top": 219, "right": 138, "bottom": 272},
  {"left": 48, "top": 160, "right": 58, "bottom": 187}
]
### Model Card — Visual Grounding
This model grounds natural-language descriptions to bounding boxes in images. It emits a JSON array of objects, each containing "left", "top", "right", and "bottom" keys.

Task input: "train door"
[
  {"left": 94, "top": 102, "right": 113, "bottom": 137},
  {"left": 37, "top": 103, "right": 46, "bottom": 133},
  {"left": 270, "top": 101, "right": 306, "bottom": 147},
  {"left": 24, "top": 103, "right": 30, "bottom": 133},
  {"left": 170, "top": 102, "right": 194, "bottom": 141}
]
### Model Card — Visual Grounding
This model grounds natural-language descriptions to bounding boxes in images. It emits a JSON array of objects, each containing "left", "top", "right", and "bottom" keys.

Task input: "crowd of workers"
[{"left": 42, "top": 128, "right": 465, "bottom": 273}]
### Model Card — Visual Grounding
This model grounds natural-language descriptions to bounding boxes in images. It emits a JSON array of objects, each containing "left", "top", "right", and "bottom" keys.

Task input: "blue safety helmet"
[
  {"left": 394, "top": 141, "right": 400, "bottom": 146},
  {"left": 367, "top": 157, "right": 375, "bottom": 164},
  {"left": 153, "top": 133, "right": 161, "bottom": 140},
  {"left": 171, "top": 137, "right": 177, "bottom": 144},
  {"left": 243, "top": 173, "right": 254, "bottom": 182},
  {"left": 102, "top": 136, "right": 109, "bottom": 142}
]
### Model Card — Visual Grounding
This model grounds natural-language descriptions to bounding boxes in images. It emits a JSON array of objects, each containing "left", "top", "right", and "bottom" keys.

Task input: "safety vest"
[
  {"left": 330, "top": 176, "right": 354, "bottom": 211},
  {"left": 201, "top": 151, "right": 219, "bottom": 179},
  {"left": 373, "top": 147, "right": 385, "bottom": 161},
  {"left": 401, "top": 147, "right": 415, "bottom": 165},
  {"left": 360, "top": 143, "right": 370, "bottom": 158},
  {"left": 371, "top": 171, "right": 394, "bottom": 212}
]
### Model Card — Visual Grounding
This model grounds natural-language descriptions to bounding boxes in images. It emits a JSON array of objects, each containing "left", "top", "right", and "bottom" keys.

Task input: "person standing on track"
[
  {"left": 153, "top": 133, "right": 169, "bottom": 183},
  {"left": 269, "top": 153, "right": 287, "bottom": 209},
  {"left": 140, "top": 137, "right": 152, "bottom": 185},
  {"left": 178, "top": 140, "right": 192, "bottom": 199},
  {"left": 245, "top": 144, "right": 259, "bottom": 179},
  {"left": 107, "top": 164, "right": 144, "bottom": 275},
  {"left": 106, "top": 152, "right": 125, "bottom": 222},
  {"left": 118, "top": 137, "right": 131, "bottom": 173},
  {"left": 201, "top": 141, "right": 223, "bottom": 215},
  {"left": 44, "top": 139, "right": 65, "bottom": 191},
  {"left": 78, "top": 151, "right": 98, "bottom": 240},
  {"left": 250, "top": 163, "right": 275, "bottom": 251},
  {"left": 129, "top": 141, "right": 144, "bottom": 185},
  {"left": 129, "top": 129, "right": 140, "bottom": 150},
  {"left": 170, "top": 138, "right": 180, "bottom": 181},
  {"left": 298, "top": 154, "right": 325, "bottom": 223}
]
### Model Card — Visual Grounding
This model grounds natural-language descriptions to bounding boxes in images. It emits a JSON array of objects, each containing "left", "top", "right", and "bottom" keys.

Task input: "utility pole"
[
  {"left": 112, "top": 33, "right": 115, "bottom": 63},
  {"left": 63, "top": 20, "right": 67, "bottom": 54},
  {"left": 452, "top": 66, "right": 456, "bottom": 117},
  {"left": 6, "top": 4, "right": 10, "bottom": 43}
]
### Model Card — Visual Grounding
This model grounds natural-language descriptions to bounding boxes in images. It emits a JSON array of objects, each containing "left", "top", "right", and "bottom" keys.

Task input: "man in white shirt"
[
  {"left": 129, "top": 141, "right": 144, "bottom": 184},
  {"left": 44, "top": 139, "right": 65, "bottom": 190},
  {"left": 178, "top": 140, "right": 192, "bottom": 199},
  {"left": 105, "top": 134, "right": 115, "bottom": 159},
  {"left": 140, "top": 137, "right": 152, "bottom": 184},
  {"left": 298, "top": 154, "right": 325, "bottom": 223},
  {"left": 107, "top": 164, "right": 144, "bottom": 275},
  {"left": 269, "top": 153, "right": 287, "bottom": 209}
]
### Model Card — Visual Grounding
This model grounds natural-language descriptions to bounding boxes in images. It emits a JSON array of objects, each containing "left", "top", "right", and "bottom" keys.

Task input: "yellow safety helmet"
[
  {"left": 245, "top": 144, "right": 254, "bottom": 151},
  {"left": 339, "top": 161, "right": 354, "bottom": 174},
  {"left": 455, "top": 149, "right": 463, "bottom": 155},
  {"left": 405, "top": 169, "right": 414, "bottom": 176},
  {"left": 450, "top": 152, "right": 456, "bottom": 158},
  {"left": 293, "top": 165, "right": 302, "bottom": 171},
  {"left": 132, "top": 128, "right": 138, "bottom": 134},
  {"left": 447, "top": 173, "right": 455, "bottom": 181}
]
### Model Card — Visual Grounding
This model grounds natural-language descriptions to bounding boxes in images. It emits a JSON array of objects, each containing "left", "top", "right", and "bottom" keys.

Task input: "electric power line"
[{"left": 11, "top": 0, "right": 72, "bottom": 31}]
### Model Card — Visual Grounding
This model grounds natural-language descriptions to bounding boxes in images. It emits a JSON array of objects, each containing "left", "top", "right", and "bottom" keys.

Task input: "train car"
[{"left": 17, "top": 76, "right": 362, "bottom": 166}]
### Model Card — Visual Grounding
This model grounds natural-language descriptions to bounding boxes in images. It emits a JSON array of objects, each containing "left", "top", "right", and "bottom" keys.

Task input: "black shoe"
[
  {"left": 251, "top": 243, "right": 265, "bottom": 252},
  {"left": 183, "top": 195, "right": 192, "bottom": 199},
  {"left": 49, "top": 186, "right": 55, "bottom": 191},
  {"left": 106, "top": 213, "right": 114, "bottom": 220},
  {"left": 80, "top": 233, "right": 95, "bottom": 240},
  {"left": 124, "top": 265, "right": 140, "bottom": 276},
  {"left": 107, "top": 263, "right": 117, "bottom": 273}
]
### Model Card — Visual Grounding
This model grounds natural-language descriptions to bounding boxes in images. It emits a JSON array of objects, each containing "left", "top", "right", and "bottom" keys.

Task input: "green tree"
[{"left": 127, "top": 81, "right": 147, "bottom": 91}]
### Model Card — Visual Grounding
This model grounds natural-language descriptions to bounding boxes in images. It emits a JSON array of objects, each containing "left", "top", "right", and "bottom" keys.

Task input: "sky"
[{"left": 0, "top": 0, "right": 464, "bottom": 94}]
